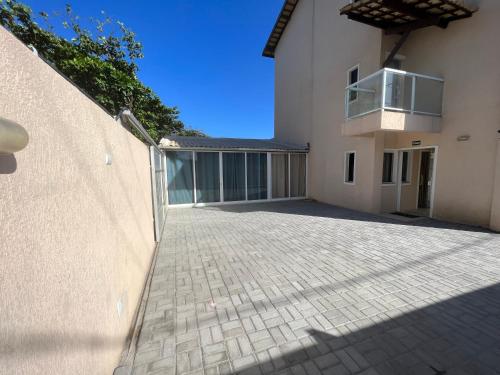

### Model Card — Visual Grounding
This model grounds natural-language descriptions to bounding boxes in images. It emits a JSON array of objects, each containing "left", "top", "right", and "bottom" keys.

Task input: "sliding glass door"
[
  {"left": 195, "top": 152, "right": 220, "bottom": 203},
  {"left": 272, "top": 154, "right": 289, "bottom": 198},
  {"left": 166, "top": 151, "right": 194, "bottom": 204},
  {"left": 223, "top": 153, "right": 246, "bottom": 202},
  {"left": 247, "top": 153, "right": 267, "bottom": 200},
  {"left": 166, "top": 150, "right": 306, "bottom": 205},
  {"left": 290, "top": 154, "right": 306, "bottom": 197}
]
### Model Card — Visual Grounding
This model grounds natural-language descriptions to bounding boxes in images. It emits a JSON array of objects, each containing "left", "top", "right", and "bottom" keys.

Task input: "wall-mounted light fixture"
[
  {"left": 457, "top": 135, "right": 471, "bottom": 142},
  {"left": 0, "top": 117, "right": 29, "bottom": 154}
]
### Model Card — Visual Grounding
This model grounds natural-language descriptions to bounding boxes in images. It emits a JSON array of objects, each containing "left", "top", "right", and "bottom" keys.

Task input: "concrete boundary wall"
[{"left": 0, "top": 26, "right": 156, "bottom": 374}]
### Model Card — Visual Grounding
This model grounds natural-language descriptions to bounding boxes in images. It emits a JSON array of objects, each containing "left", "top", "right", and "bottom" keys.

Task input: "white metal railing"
[{"left": 345, "top": 68, "right": 444, "bottom": 120}]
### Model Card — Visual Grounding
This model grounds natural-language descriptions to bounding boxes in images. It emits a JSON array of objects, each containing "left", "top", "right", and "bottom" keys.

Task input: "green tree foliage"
[{"left": 0, "top": 0, "right": 204, "bottom": 141}]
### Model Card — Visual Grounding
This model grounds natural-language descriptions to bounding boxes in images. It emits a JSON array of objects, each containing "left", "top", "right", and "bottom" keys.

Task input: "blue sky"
[{"left": 23, "top": 0, "right": 283, "bottom": 138}]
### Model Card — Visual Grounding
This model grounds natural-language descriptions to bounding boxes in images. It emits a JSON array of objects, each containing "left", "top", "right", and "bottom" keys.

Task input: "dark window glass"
[
  {"left": 348, "top": 67, "right": 359, "bottom": 102},
  {"left": 401, "top": 151, "right": 409, "bottom": 183},
  {"left": 382, "top": 152, "right": 394, "bottom": 183},
  {"left": 195, "top": 152, "right": 220, "bottom": 203},
  {"left": 350, "top": 68, "right": 358, "bottom": 84},
  {"left": 223, "top": 153, "right": 246, "bottom": 202},
  {"left": 247, "top": 153, "right": 267, "bottom": 200},
  {"left": 345, "top": 152, "right": 355, "bottom": 183}
]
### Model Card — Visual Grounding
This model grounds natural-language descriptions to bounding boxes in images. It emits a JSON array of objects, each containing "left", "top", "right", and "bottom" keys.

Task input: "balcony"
[{"left": 342, "top": 68, "right": 444, "bottom": 136}]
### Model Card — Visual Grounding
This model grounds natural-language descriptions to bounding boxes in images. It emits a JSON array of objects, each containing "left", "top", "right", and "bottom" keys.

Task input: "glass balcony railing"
[{"left": 345, "top": 68, "right": 444, "bottom": 120}]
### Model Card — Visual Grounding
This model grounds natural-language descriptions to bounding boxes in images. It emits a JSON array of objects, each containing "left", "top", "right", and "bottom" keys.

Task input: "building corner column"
[
  {"left": 489, "top": 136, "right": 500, "bottom": 231},
  {"left": 370, "top": 132, "right": 385, "bottom": 213}
]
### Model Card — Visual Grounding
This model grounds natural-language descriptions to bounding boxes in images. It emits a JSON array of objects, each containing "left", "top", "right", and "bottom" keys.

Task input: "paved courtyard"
[{"left": 132, "top": 201, "right": 500, "bottom": 375}]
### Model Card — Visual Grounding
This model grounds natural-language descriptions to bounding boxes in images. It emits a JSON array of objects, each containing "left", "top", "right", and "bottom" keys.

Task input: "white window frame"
[
  {"left": 344, "top": 151, "right": 356, "bottom": 185},
  {"left": 347, "top": 64, "right": 360, "bottom": 103},
  {"left": 382, "top": 150, "right": 398, "bottom": 185},
  {"left": 393, "top": 145, "right": 438, "bottom": 218},
  {"left": 400, "top": 150, "right": 412, "bottom": 185}
]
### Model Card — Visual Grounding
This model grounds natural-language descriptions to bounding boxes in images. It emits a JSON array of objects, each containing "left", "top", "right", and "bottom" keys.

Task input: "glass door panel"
[
  {"left": 247, "top": 153, "right": 267, "bottom": 200},
  {"left": 223, "top": 153, "right": 246, "bottom": 202},
  {"left": 290, "top": 154, "right": 306, "bottom": 197},
  {"left": 272, "top": 154, "right": 289, "bottom": 199},
  {"left": 166, "top": 151, "right": 194, "bottom": 204},
  {"left": 195, "top": 152, "right": 220, "bottom": 203}
]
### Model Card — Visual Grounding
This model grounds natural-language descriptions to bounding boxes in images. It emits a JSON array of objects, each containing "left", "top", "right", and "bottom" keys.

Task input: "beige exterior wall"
[
  {"left": 274, "top": 0, "right": 314, "bottom": 145},
  {"left": 380, "top": 0, "right": 500, "bottom": 227},
  {"left": 0, "top": 27, "right": 156, "bottom": 375},
  {"left": 274, "top": 0, "right": 500, "bottom": 229},
  {"left": 275, "top": 0, "right": 383, "bottom": 213}
]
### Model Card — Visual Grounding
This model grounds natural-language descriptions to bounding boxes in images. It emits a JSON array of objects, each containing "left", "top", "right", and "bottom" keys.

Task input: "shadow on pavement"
[
  {"left": 233, "top": 283, "right": 500, "bottom": 375},
  {"left": 200, "top": 200, "right": 494, "bottom": 234}
]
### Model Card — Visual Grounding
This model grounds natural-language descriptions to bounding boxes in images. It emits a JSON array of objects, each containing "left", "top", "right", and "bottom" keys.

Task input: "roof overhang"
[
  {"left": 340, "top": 0, "right": 476, "bottom": 35},
  {"left": 161, "top": 146, "right": 309, "bottom": 153},
  {"left": 161, "top": 136, "right": 309, "bottom": 153},
  {"left": 262, "top": 0, "right": 300, "bottom": 58}
]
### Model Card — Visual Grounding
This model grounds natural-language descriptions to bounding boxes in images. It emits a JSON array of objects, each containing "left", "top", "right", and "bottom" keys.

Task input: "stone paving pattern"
[{"left": 132, "top": 201, "right": 500, "bottom": 375}]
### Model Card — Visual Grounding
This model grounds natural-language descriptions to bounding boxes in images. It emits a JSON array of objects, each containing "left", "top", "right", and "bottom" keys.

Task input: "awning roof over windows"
[
  {"left": 340, "top": 0, "right": 476, "bottom": 34},
  {"left": 160, "top": 136, "right": 309, "bottom": 152}
]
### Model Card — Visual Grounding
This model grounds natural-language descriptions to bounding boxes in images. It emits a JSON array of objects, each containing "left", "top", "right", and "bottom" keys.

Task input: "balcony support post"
[
  {"left": 381, "top": 69, "right": 387, "bottom": 111},
  {"left": 411, "top": 75, "right": 416, "bottom": 114},
  {"left": 345, "top": 88, "right": 350, "bottom": 120},
  {"left": 383, "top": 30, "right": 411, "bottom": 68}
]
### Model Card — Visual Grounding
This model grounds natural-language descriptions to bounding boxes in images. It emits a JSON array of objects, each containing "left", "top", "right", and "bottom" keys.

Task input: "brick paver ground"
[{"left": 132, "top": 201, "right": 500, "bottom": 375}]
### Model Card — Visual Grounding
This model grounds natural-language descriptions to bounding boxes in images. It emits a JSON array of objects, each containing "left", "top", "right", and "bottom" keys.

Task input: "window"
[
  {"left": 272, "top": 154, "right": 289, "bottom": 198},
  {"left": 344, "top": 152, "right": 356, "bottom": 184},
  {"left": 247, "top": 153, "right": 267, "bottom": 200},
  {"left": 347, "top": 65, "right": 359, "bottom": 102},
  {"left": 166, "top": 151, "right": 194, "bottom": 205},
  {"left": 195, "top": 152, "right": 220, "bottom": 203},
  {"left": 290, "top": 154, "right": 307, "bottom": 197},
  {"left": 382, "top": 152, "right": 395, "bottom": 184},
  {"left": 223, "top": 153, "right": 246, "bottom": 202},
  {"left": 401, "top": 151, "right": 412, "bottom": 183}
]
